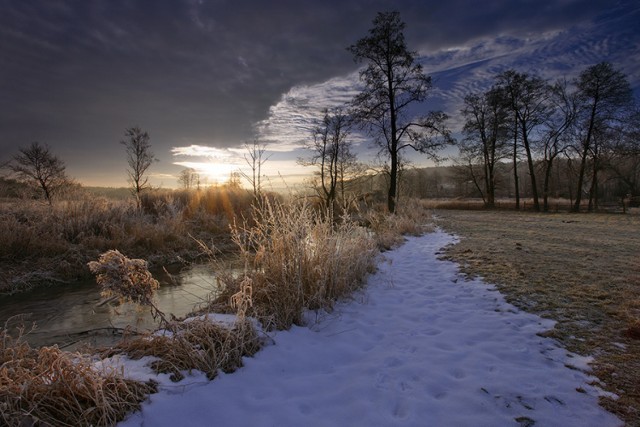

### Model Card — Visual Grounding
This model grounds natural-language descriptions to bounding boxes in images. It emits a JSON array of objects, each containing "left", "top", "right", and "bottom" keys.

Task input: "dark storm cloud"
[{"left": 0, "top": 0, "right": 636, "bottom": 185}]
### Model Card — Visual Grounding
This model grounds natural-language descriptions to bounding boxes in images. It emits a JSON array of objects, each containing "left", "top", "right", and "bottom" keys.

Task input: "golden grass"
[
  {"left": 202, "top": 198, "right": 380, "bottom": 330},
  {"left": 100, "top": 317, "right": 261, "bottom": 382},
  {"left": 1, "top": 324, "right": 155, "bottom": 427},
  {"left": 0, "top": 187, "right": 262, "bottom": 293},
  {"left": 434, "top": 209, "right": 640, "bottom": 425},
  {"left": 365, "top": 198, "right": 436, "bottom": 249}
]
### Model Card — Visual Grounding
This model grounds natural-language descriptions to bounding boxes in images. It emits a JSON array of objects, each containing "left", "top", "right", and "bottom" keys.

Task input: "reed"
[{"left": 212, "top": 198, "right": 379, "bottom": 330}]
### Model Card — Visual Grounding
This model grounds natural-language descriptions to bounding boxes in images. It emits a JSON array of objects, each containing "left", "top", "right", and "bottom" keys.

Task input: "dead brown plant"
[
  {"left": 208, "top": 198, "right": 379, "bottom": 330},
  {"left": 0, "top": 323, "right": 154, "bottom": 427},
  {"left": 365, "top": 198, "right": 435, "bottom": 249},
  {"left": 100, "top": 317, "right": 261, "bottom": 382}
]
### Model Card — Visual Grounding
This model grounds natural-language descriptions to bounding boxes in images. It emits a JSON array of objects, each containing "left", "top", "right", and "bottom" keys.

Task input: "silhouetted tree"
[
  {"left": 348, "top": 11, "right": 451, "bottom": 213},
  {"left": 599, "top": 110, "right": 640, "bottom": 207},
  {"left": 459, "top": 87, "right": 510, "bottom": 207},
  {"left": 540, "top": 79, "right": 577, "bottom": 211},
  {"left": 572, "top": 62, "right": 633, "bottom": 211},
  {"left": 497, "top": 70, "right": 551, "bottom": 211},
  {"left": 300, "top": 109, "right": 356, "bottom": 211},
  {"left": 121, "top": 127, "right": 156, "bottom": 209},
  {"left": 178, "top": 167, "right": 200, "bottom": 190},
  {"left": 240, "top": 139, "right": 270, "bottom": 199},
  {"left": 9, "top": 142, "right": 70, "bottom": 204}
]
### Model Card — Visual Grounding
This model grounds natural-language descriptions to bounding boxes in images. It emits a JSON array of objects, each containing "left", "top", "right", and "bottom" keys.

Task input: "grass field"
[{"left": 434, "top": 209, "right": 640, "bottom": 425}]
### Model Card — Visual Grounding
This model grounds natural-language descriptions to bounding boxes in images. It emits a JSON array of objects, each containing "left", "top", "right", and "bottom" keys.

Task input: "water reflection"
[{"left": 0, "top": 263, "right": 224, "bottom": 349}]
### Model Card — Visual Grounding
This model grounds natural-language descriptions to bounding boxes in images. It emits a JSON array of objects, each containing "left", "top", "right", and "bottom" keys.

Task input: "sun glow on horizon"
[
  {"left": 171, "top": 145, "right": 245, "bottom": 184},
  {"left": 171, "top": 144, "right": 310, "bottom": 188}
]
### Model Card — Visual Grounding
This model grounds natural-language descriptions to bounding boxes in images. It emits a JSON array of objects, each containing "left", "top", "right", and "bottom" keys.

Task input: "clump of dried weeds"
[
  {"left": 88, "top": 249, "right": 167, "bottom": 325},
  {"left": 88, "top": 249, "right": 262, "bottom": 382},
  {"left": 207, "top": 198, "right": 380, "bottom": 330},
  {"left": 0, "top": 322, "right": 155, "bottom": 427},
  {"left": 365, "top": 198, "right": 435, "bottom": 250}
]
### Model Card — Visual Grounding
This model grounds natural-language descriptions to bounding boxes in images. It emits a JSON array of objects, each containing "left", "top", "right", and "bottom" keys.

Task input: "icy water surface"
[{"left": 0, "top": 263, "right": 227, "bottom": 349}]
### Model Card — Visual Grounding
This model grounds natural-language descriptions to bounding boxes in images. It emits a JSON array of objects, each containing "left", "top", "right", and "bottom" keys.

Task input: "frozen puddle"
[{"left": 119, "top": 230, "right": 622, "bottom": 427}]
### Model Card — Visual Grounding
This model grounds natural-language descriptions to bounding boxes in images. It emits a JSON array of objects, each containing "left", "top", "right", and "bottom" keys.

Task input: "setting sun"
[{"left": 172, "top": 145, "right": 245, "bottom": 185}]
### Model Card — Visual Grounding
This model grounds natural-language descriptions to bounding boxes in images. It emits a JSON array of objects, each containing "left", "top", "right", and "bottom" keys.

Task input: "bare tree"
[
  {"left": 459, "top": 87, "right": 510, "bottom": 207},
  {"left": 299, "top": 109, "right": 356, "bottom": 211},
  {"left": 178, "top": 167, "right": 200, "bottom": 190},
  {"left": 9, "top": 142, "right": 70, "bottom": 204},
  {"left": 240, "top": 139, "right": 270, "bottom": 199},
  {"left": 572, "top": 62, "right": 633, "bottom": 212},
  {"left": 348, "top": 11, "right": 452, "bottom": 213},
  {"left": 599, "top": 111, "right": 640, "bottom": 208},
  {"left": 539, "top": 79, "right": 576, "bottom": 211},
  {"left": 121, "top": 127, "right": 156, "bottom": 208},
  {"left": 497, "top": 70, "right": 551, "bottom": 212}
]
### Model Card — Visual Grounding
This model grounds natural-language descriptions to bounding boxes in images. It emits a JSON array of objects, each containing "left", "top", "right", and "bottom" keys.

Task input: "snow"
[{"left": 117, "top": 230, "right": 622, "bottom": 427}]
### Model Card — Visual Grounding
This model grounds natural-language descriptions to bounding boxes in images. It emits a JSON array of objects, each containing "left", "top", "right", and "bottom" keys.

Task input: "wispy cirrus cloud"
[
  {"left": 253, "top": 1, "right": 639, "bottom": 162},
  {"left": 254, "top": 74, "right": 364, "bottom": 152}
]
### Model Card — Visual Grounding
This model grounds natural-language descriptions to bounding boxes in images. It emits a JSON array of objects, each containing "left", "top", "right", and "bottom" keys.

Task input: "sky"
[
  {"left": 114, "top": 231, "right": 620, "bottom": 426},
  {"left": 1, "top": 0, "right": 639, "bottom": 189}
]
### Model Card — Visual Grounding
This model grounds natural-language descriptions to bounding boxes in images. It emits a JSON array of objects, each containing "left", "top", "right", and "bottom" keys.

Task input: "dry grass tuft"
[
  {"left": 88, "top": 246, "right": 262, "bottom": 382},
  {"left": 365, "top": 199, "right": 435, "bottom": 250},
  {"left": 101, "top": 317, "right": 261, "bottom": 382},
  {"left": 1, "top": 323, "right": 155, "bottom": 427},
  {"left": 210, "top": 198, "right": 379, "bottom": 330}
]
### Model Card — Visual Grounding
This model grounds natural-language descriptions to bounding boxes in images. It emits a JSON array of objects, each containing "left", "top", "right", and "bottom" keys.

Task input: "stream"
[{"left": 0, "top": 263, "right": 228, "bottom": 350}]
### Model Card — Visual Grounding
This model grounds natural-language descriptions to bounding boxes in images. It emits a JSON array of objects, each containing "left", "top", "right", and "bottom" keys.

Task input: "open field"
[{"left": 434, "top": 209, "right": 640, "bottom": 425}]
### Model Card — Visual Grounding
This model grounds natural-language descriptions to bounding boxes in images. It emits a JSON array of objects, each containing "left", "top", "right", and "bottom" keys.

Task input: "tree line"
[
  {"left": 299, "top": 12, "right": 638, "bottom": 213},
  {"left": 3, "top": 11, "right": 638, "bottom": 215},
  {"left": 457, "top": 63, "right": 636, "bottom": 212}
]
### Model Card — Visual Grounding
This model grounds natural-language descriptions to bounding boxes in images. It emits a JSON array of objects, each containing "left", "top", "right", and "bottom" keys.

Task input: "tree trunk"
[
  {"left": 588, "top": 161, "right": 599, "bottom": 212},
  {"left": 573, "top": 103, "right": 597, "bottom": 212},
  {"left": 388, "top": 151, "right": 398, "bottom": 213},
  {"left": 573, "top": 143, "right": 589, "bottom": 212},
  {"left": 513, "top": 142, "right": 520, "bottom": 209},
  {"left": 387, "top": 68, "right": 399, "bottom": 214},
  {"left": 543, "top": 158, "right": 553, "bottom": 212},
  {"left": 521, "top": 132, "right": 540, "bottom": 212},
  {"left": 512, "top": 115, "right": 520, "bottom": 209}
]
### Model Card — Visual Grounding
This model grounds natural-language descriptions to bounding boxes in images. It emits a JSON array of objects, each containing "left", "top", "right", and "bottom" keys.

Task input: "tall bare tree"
[
  {"left": 240, "top": 139, "right": 270, "bottom": 199},
  {"left": 459, "top": 87, "right": 510, "bottom": 207},
  {"left": 497, "top": 70, "right": 551, "bottom": 211},
  {"left": 539, "top": 79, "right": 577, "bottom": 211},
  {"left": 602, "top": 107, "right": 640, "bottom": 206},
  {"left": 121, "top": 127, "right": 156, "bottom": 208},
  {"left": 572, "top": 62, "right": 632, "bottom": 212},
  {"left": 9, "top": 142, "right": 70, "bottom": 205},
  {"left": 300, "top": 109, "right": 355, "bottom": 211},
  {"left": 348, "top": 11, "right": 451, "bottom": 213}
]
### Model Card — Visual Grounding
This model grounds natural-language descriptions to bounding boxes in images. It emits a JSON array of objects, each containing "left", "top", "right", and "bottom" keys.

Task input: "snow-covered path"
[{"left": 119, "top": 231, "right": 621, "bottom": 427}]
